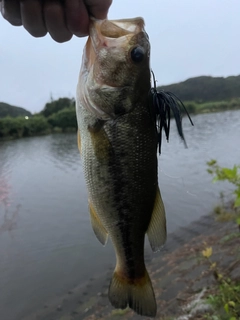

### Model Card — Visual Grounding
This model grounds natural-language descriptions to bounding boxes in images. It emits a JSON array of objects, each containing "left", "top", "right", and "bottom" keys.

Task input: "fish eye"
[{"left": 130, "top": 46, "right": 145, "bottom": 63}]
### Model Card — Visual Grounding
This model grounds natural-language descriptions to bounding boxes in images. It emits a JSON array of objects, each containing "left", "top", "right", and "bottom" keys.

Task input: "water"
[{"left": 0, "top": 110, "right": 240, "bottom": 319}]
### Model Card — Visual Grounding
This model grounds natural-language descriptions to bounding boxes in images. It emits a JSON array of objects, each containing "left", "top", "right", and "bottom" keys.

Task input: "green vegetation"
[
  {"left": 48, "top": 106, "right": 77, "bottom": 131},
  {"left": 207, "top": 160, "right": 240, "bottom": 227},
  {"left": 202, "top": 247, "right": 240, "bottom": 320},
  {"left": 203, "top": 161, "right": 240, "bottom": 319},
  {"left": 184, "top": 98, "right": 240, "bottom": 115},
  {"left": 0, "top": 102, "right": 32, "bottom": 118},
  {"left": 0, "top": 97, "right": 77, "bottom": 139},
  {"left": 203, "top": 251, "right": 240, "bottom": 320},
  {"left": 0, "top": 116, "right": 50, "bottom": 138},
  {"left": 159, "top": 75, "right": 240, "bottom": 103},
  {"left": 40, "top": 97, "right": 75, "bottom": 117}
]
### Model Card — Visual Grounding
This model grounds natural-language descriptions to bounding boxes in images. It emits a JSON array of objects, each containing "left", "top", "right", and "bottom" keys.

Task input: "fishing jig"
[{"left": 149, "top": 71, "right": 194, "bottom": 154}]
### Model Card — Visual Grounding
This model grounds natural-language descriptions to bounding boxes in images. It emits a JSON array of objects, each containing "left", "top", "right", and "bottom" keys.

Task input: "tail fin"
[{"left": 108, "top": 269, "right": 157, "bottom": 317}]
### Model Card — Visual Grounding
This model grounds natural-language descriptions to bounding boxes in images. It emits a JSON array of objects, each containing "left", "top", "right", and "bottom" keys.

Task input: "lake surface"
[{"left": 0, "top": 110, "right": 240, "bottom": 319}]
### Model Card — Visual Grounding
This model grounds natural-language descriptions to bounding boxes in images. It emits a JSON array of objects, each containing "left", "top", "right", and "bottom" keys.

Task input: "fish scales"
[{"left": 76, "top": 17, "right": 166, "bottom": 317}]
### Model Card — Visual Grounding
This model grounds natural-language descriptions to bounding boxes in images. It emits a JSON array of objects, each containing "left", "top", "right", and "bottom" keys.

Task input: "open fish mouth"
[
  {"left": 89, "top": 17, "right": 146, "bottom": 49},
  {"left": 86, "top": 17, "right": 149, "bottom": 74}
]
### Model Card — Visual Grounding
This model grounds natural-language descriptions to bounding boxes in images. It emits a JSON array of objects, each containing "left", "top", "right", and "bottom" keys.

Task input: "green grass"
[
  {"left": 184, "top": 98, "right": 240, "bottom": 115},
  {"left": 220, "top": 232, "right": 240, "bottom": 244},
  {"left": 205, "top": 280, "right": 240, "bottom": 320}
]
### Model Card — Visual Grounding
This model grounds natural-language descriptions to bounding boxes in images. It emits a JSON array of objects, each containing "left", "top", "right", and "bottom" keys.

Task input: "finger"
[
  {"left": 64, "top": 0, "right": 89, "bottom": 37},
  {"left": 86, "top": 0, "right": 112, "bottom": 20},
  {"left": 1, "top": 0, "right": 22, "bottom": 26},
  {"left": 20, "top": 0, "right": 47, "bottom": 37},
  {"left": 43, "top": 0, "right": 72, "bottom": 43}
]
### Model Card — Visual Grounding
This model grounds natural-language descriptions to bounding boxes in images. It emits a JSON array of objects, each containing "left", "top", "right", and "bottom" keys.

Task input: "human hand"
[{"left": 0, "top": 0, "right": 112, "bottom": 42}]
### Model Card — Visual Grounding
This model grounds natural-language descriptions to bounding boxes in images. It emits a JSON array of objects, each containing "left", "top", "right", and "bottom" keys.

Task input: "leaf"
[
  {"left": 222, "top": 167, "right": 236, "bottom": 179},
  {"left": 210, "top": 262, "right": 217, "bottom": 270},
  {"left": 212, "top": 177, "right": 219, "bottom": 183},
  {"left": 207, "top": 159, "right": 217, "bottom": 166},
  {"left": 207, "top": 169, "right": 213, "bottom": 174},
  {"left": 228, "top": 301, "right": 235, "bottom": 307},
  {"left": 224, "top": 303, "right": 229, "bottom": 313},
  {"left": 236, "top": 217, "right": 240, "bottom": 226},
  {"left": 234, "top": 190, "right": 240, "bottom": 207},
  {"left": 234, "top": 197, "right": 240, "bottom": 208},
  {"left": 218, "top": 273, "right": 223, "bottom": 280},
  {"left": 202, "top": 247, "right": 212, "bottom": 258}
]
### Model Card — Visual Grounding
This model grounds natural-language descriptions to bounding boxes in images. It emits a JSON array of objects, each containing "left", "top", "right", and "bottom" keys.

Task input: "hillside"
[
  {"left": 0, "top": 102, "right": 32, "bottom": 118},
  {"left": 159, "top": 75, "right": 240, "bottom": 102}
]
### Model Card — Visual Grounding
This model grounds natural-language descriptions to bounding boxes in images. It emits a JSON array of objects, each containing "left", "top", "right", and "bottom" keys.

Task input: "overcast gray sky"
[{"left": 0, "top": 0, "right": 239, "bottom": 113}]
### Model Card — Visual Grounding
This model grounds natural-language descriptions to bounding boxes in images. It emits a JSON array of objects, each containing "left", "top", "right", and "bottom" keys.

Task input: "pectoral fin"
[
  {"left": 89, "top": 201, "right": 108, "bottom": 246},
  {"left": 147, "top": 187, "right": 166, "bottom": 252},
  {"left": 88, "top": 121, "right": 111, "bottom": 162}
]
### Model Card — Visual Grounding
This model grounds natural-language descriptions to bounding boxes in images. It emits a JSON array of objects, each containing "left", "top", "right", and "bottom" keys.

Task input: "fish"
[{"left": 76, "top": 17, "right": 166, "bottom": 317}]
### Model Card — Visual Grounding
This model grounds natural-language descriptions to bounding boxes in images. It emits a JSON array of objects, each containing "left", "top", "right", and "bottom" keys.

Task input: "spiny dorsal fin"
[{"left": 147, "top": 186, "right": 166, "bottom": 252}]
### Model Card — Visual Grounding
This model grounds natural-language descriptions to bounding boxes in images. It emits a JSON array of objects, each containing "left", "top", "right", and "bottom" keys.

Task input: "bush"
[
  {"left": 0, "top": 115, "right": 50, "bottom": 138},
  {"left": 207, "top": 159, "right": 240, "bottom": 227},
  {"left": 25, "top": 116, "right": 50, "bottom": 136},
  {"left": 47, "top": 107, "right": 77, "bottom": 131},
  {"left": 0, "top": 117, "right": 24, "bottom": 138}
]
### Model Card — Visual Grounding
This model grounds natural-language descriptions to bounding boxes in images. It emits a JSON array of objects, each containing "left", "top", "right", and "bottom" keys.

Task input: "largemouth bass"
[{"left": 76, "top": 17, "right": 166, "bottom": 317}]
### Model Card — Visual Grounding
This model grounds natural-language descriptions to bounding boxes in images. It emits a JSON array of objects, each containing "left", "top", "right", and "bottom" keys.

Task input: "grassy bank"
[{"left": 184, "top": 98, "right": 240, "bottom": 115}]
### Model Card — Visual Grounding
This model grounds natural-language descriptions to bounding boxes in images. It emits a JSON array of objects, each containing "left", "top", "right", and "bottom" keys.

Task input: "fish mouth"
[
  {"left": 84, "top": 17, "right": 147, "bottom": 74},
  {"left": 90, "top": 17, "right": 146, "bottom": 49},
  {"left": 99, "top": 17, "right": 145, "bottom": 38}
]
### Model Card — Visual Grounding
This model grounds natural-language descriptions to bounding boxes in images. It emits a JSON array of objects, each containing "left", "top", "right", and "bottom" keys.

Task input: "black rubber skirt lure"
[{"left": 149, "top": 71, "right": 194, "bottom": 154}]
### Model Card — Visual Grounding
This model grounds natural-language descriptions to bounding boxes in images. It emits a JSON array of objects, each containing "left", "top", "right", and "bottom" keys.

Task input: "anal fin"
[
  {"left": 147, "top": 186, "right": 167, "bottom": 252},
  {"left": 89, "top": 201, "right": 108, "bottom": 246}
]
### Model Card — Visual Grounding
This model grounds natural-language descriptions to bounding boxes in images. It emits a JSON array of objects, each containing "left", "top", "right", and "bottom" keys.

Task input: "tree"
[{"left": 41, "top": 97, "right": 75, "bottom": 117}]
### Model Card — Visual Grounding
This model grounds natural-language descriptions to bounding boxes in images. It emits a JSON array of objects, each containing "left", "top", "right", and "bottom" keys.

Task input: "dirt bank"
[{"left": 23, "top": 215, "right": 240, "bottom": 320}]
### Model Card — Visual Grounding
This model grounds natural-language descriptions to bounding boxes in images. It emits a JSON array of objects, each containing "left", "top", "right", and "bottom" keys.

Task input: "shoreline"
[
  {"left": 1, "top": 108, "right": 240, "bottom": 142},
  {"left": 21, "top": 214, "right": 240, "bottom": 320}
]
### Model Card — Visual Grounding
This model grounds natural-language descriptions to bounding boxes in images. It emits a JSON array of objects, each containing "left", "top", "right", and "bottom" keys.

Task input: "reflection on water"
[
  {"left": 0, "top": 110, "right": 240, "bottom": 319},
  {"left": 0, "top": 176, "right": 11, "bottom": 206},
  {"left": 0, "top": 176, "right": 20, "bottom": 237},
  {"left": 47, "top": 134, "right": 80, "bottom": 173},
  {"left": 0, "top": 204, "right": 20, "bottom": 236}
]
